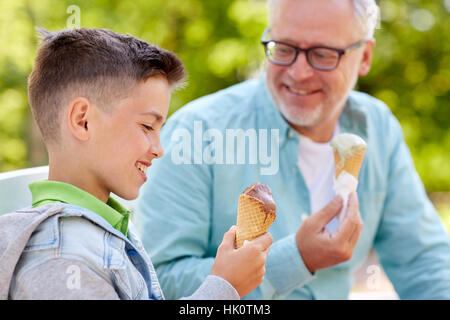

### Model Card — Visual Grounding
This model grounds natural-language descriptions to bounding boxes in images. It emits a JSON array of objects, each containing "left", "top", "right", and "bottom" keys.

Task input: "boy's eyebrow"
[{"left": 139, "top": 110, "right": 164, "bottom": 123}]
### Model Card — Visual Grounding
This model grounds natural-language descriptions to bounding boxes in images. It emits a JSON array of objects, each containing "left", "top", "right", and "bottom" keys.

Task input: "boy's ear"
[{"left": 67, "top": 97, "right": 91, "bottom": 141}]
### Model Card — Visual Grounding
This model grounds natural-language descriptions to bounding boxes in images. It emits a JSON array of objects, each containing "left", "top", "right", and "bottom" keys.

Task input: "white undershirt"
[{"left": 297, "top": 124, "right": 340, "bottom": 216}]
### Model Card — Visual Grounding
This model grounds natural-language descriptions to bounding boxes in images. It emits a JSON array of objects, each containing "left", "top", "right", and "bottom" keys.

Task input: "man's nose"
[{"left": 287, "top": 51, "right": 315, "bottom": 80}]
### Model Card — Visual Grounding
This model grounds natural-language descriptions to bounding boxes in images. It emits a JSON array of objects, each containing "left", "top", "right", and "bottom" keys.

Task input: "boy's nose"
[{"left": 149, "top": 140, "right": 164, "bottom": 159}]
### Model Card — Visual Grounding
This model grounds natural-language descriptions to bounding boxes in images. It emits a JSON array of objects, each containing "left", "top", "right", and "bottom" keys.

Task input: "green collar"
[{"left": 29, "top": 180, "right": 130, "bottom": 236}]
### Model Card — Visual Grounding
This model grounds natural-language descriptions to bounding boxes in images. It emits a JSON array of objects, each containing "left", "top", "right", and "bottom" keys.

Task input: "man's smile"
[{"left": 285, "top": 85, "right": 322, "bottom": 96}]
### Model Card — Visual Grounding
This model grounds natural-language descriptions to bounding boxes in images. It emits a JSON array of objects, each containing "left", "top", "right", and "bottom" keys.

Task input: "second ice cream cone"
[{"left": 334, "top": 146, "right": 366, "bottom": 179}]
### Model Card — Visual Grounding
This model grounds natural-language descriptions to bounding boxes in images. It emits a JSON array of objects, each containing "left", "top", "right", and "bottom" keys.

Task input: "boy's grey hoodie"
[
  {"left": 0, "top": 204, "right": 239, "bottom": 300},
  {"left": 0, "top": 205, "right": 62, "bottom": 299}
]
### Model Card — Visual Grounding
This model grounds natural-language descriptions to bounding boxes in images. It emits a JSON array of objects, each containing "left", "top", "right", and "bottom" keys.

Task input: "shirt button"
[
  {"left": 288, "top": 129, "right": 295, "bottom": 138},
  {"left": 127, "top": 249, "right": 137, "bottom": 256}
]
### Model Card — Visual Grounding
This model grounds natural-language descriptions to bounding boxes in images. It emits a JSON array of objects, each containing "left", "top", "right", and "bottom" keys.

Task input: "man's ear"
[
  {"left": 67, "top": 97, "right": 91, "bottom": 141},
  {"left": 358, "top": 39, "right": 375, "bottom": 77}
]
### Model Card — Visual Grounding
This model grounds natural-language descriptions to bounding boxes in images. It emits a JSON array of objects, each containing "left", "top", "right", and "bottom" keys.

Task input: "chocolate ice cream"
[{"left": 243, "top": 183, "right": 276, "bottom": 220}]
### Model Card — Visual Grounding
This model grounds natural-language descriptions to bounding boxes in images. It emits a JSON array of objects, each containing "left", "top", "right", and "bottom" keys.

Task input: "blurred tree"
[
  {"left": 0, "top": 0, "right": 449, "bottom": 193},
  {"left": 359, "top": 0, "right": 450, "bottom": 192}
]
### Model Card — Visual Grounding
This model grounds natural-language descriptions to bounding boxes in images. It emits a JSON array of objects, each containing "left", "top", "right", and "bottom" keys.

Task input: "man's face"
[
  {"left": 89, "top": 76, "right": 171, "bottom": 200},
  {"left": 265, "top": 0, "right": 374, "bottom": 138}
]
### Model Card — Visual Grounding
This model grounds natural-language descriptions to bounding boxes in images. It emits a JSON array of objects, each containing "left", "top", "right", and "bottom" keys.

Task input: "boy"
[{"left": 0, "top": 28, "right": 272, "bottom": 300}]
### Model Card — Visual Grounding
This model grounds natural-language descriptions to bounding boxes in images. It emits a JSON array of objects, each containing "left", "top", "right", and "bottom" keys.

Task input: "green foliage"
[
  {"left": 359, "top": 0, "right": 450, "bottom": 192},
  {"left": 0, "top": 0, "right": 449, "bottom": 192}
]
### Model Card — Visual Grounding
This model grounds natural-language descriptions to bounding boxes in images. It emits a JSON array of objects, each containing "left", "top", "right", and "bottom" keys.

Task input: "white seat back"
[
  {"left": 0, "top": 166, "right": 136, "bottom": 216},
  {"left": 0, "top": 166, "right": 49, "bottom": 214}
]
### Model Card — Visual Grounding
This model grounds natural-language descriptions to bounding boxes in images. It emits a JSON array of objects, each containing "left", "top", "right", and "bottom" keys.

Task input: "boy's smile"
[{"left": 136, "top": 161, "right": 150, "bottom": 180}]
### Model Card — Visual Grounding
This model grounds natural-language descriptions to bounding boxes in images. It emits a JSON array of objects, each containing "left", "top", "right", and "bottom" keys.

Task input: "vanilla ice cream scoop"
[{"left": 330, "top": 133, "right": 366, "bottom": 157}]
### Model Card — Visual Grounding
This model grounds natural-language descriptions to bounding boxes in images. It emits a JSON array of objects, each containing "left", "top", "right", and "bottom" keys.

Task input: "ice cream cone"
[
  {"left": 334, "top": 146, "right": 366, "bottom": 179},
  {"left": 235, "top": 194, "right": 276, "bottom": 248},
  {"left": 329, "top": 133, "right": 366, "bottom": 233}
]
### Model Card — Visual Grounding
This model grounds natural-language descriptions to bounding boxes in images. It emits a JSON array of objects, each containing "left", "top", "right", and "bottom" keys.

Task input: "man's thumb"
[{"left": 313, "top": 196, "right": 343, "bottom": 229}]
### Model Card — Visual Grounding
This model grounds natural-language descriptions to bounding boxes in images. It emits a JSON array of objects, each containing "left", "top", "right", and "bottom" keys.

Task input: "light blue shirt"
[{"left": 135, "top": 77, "right": 450, "bottom": 299}]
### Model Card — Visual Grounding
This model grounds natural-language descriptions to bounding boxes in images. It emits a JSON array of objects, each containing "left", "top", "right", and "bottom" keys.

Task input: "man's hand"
[
  {"left": 210, "top": 226, "right": 273, "bottom": 297},
  {"left": 296, "top": 192, "right": 363, "bottom": 273}
]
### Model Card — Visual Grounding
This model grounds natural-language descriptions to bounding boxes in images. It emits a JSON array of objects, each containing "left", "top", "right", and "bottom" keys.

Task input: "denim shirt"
[
  {"left": 9, "top": 203, "right": 164, "bottom": 300},
  {"left": 135, "top": 76, "right": 450, "bottom": 299}
]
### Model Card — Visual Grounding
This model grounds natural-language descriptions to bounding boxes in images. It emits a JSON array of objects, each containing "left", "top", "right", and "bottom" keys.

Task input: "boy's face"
[{"left": 87, "top": 76, "right": 171, "bottom": 201}]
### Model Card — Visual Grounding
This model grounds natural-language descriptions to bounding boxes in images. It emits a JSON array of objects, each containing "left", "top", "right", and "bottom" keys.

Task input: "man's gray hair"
[{"left": 267, "top": 0, "right": 380, "bottom": 39}]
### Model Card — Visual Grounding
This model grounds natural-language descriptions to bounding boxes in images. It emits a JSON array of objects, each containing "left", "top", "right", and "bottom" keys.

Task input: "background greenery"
[{"left": 0, "top": 0, "right": 449, "bottom": 229}]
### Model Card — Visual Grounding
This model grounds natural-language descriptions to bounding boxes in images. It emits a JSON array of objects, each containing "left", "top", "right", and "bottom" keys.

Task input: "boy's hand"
[{"left": 210, "top": 226, "right": 273, "bottom": 297}]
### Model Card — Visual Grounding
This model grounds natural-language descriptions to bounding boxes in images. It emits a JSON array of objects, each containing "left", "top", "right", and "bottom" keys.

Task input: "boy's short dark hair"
[{"left": 28, "top": 28, "right": 185, "bottom": 144}]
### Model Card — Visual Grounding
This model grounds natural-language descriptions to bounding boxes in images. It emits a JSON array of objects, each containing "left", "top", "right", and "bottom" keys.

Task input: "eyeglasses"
[{"left": 261, "top": 29, "right": 368, "bottom": 71}]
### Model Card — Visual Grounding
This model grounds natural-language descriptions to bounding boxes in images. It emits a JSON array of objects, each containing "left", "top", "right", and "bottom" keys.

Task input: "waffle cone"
[
  {"left": 235, "top": 194, "right": 276, "bottom": 248},
  {"left": 334, "top": 146, "right": 366, "bottom": 179}
]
